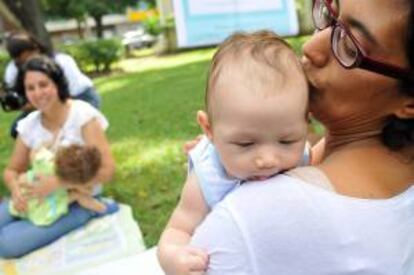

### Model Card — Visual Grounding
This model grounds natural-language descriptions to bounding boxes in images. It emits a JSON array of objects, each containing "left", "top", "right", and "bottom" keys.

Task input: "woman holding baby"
[{"left": 0, "top": 55, "right": 116, "bottom": 258}]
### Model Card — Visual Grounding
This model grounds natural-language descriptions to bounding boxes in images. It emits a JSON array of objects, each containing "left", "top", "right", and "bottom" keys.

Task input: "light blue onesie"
[{"left": 189, "top": 136, "right": 310, "bottom": 208}]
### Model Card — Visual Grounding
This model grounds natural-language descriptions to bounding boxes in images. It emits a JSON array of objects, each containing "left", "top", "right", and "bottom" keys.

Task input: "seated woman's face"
[
  {"left": 301, "top": 0, "right": 411, "bottom": 130},
  {"left": 24, "top": 71, "right": 61, "bottom": 112}
]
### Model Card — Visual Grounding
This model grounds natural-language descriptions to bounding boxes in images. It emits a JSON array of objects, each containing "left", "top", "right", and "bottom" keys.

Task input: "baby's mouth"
[{"left": 248, "top": 173, "right": 279, "bottom": 181}]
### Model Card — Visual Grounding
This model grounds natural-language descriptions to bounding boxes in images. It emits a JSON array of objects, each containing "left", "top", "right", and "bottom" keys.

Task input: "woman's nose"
[{"left": 302, "top": 28, "right": 331, "bottom": 68}]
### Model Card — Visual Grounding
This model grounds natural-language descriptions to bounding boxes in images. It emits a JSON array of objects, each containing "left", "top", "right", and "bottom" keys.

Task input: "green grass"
[{"left": 0, "top": 36, "right": 310, "bottom": 248}]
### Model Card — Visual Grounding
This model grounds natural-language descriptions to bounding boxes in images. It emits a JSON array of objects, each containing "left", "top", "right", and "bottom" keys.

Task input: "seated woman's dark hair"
[
  {"left": 382, "top": 2, "right": 414, "bottom": 150},
  {"left": 5, "top": 31, "right": 50, "bottom": 59},
  {"left": 16, "top": 55, "right": 70, "bottom": 103}
]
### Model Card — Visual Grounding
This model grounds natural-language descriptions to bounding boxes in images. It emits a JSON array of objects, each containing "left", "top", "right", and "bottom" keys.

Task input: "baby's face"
[{"left": 209, "top": 74, "right": 308, "bottom": 180}]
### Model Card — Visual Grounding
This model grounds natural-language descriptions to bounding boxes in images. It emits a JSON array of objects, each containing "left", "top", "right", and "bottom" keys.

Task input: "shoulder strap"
[{"left": 286, "top": 166, "right": 336, "bottom": 192}]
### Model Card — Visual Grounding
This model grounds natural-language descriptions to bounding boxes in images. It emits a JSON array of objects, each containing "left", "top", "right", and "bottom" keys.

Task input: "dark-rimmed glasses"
[{"left": 312, "top": 0, "right": 414, "bottom": 81}]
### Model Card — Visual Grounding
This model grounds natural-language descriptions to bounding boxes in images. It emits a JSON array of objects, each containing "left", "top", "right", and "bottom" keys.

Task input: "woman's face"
[
  {"left": 24, "top": 70, "right": 61, "bottom": 113},
  {"left": 302, "top": 0, "right": 411, "bottom": 133}
]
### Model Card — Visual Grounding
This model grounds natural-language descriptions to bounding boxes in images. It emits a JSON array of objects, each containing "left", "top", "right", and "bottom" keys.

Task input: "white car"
[{"left": 122, "top": 30, "right": 156, "bottom": 49}]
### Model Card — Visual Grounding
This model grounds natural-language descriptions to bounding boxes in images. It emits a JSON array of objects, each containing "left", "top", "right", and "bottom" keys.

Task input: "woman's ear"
[
  {"left": 197, "top": 110, "right": 213, "bottom": 140},
  {"left": 394, "top": 97, "right": 414, "bottom": 119}
]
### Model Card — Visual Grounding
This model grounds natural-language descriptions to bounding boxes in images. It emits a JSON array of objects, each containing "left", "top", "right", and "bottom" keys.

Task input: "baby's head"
[
  {"left": 55, "top": 144, "right": 102, "bottom": 185},
  {"left": 198, "top": 30, "right": 309, "bottom": 180}
]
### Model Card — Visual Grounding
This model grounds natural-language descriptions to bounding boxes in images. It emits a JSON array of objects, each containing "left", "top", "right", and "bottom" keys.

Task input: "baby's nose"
[{"left": 255, "top": 156, "right": 278, "bottom": 169}]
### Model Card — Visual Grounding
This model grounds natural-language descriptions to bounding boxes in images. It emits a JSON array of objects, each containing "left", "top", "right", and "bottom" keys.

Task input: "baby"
[
  {"left": 9, "top": 144, "right": 106, "bottom": 226},
  {"left": 158, "top": 31, "right": 309, "bottom": 274}
]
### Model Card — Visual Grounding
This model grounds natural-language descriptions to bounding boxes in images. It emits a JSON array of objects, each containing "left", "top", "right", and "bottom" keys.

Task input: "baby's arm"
[
  {"left": 69, "top": 189, "right": 106, "bottom": 213},
  {"left": 67, "top": 185, "right": 106, "bottom": 213},
  {"left": 158, "top": 171, "right": 210, "bottom": 275}
]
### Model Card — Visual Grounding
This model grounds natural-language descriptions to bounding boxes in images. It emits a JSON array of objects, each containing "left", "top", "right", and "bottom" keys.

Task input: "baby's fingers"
[
  {"left": 13, "top": 197, "right": 27, "bottom": 212},
  {"left": 187, "top": 248, "right": 209, "bottom": 272},
  {"left": 187, "top": 247, "right": 209, "bottom": 265}
]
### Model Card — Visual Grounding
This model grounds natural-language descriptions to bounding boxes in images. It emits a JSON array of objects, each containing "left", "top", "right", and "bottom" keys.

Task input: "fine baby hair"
[{"left": 205, "top": 30, "right": 305, "bottom": 118}]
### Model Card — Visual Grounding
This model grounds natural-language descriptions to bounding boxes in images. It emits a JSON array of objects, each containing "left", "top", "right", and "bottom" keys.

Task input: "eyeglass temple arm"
[{"left": 360, "top": 58, "right": 414, "bottom": 82}]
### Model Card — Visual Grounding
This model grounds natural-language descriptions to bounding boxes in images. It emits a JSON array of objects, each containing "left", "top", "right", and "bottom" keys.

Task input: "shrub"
[
  {"left": 143, "top": 14, "right": 162, "bottom": 36},
  {"left": 59, "top": 38, "right": 123, "bottom": 73}
]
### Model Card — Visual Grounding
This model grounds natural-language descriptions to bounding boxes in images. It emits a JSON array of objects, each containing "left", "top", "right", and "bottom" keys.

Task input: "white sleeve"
[
  {"left": 191, "top": 201, "right": 253, "bottom": 275},
  {"left": 4, "top": 61, "right": 18, "bottom": 87},
  {"left": 74, "top": 100, "right": 108, "bottom": 130},
  {"left": 55, "top": 53, "right": 93, "bottom": 96}
]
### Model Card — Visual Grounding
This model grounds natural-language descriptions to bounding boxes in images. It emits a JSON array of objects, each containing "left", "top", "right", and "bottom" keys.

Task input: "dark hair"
[
  {"left": 381, "top": 2, "right": 414, "bottom": 150},
  {"left": 55, "top": 144, "right": 102, "bottom": 184},
  {"left": 5, "top": 31, "right": 50, "bottom": 60},
  {"left": 16, "top": 55, "right": 70, "bottom": 103}
]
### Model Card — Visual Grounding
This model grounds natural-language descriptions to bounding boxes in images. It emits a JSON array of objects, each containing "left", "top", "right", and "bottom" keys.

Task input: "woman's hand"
[
  {"left": 183, "top": 135, "right": 204, "bottom": 155},
  {"left": 11, "top": 178, "right": 28, "bottom": 212},
  {"left": 22, "top": 175, "right": 61, "bottom": 199}
]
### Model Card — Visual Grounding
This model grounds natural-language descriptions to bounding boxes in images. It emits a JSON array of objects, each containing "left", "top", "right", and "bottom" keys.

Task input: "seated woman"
[
  {"left": 189, "top": 0, "right": 414, "bottom": 274},
  {"left": 0, "top": 55, "right": 116, "bottom": 258}
]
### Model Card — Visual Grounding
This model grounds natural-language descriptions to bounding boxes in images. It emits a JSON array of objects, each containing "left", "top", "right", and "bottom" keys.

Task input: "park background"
[{"left": 0, "top": 0, "right": 320, "bottom": 248}]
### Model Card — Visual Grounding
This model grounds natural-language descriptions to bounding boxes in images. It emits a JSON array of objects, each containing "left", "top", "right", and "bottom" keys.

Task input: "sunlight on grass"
[
  {"left": 113, "top": 139, "right": 183, "bottom": 169},
  {"left": 117, "top": 48, "right": 215, "bottom": 74}
]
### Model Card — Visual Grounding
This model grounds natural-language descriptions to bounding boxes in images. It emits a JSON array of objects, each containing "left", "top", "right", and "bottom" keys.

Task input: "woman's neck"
[
  {"left": 41, "top": 100, "right": 71, "bottom": 133},
  {"left": 320, "top": 135, "right": 414, "bottom": 199}
]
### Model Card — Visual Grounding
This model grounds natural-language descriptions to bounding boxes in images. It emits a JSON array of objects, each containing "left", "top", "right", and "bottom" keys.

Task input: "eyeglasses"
[{"left": 312, "top": 0, "right": 414, "bottom": 81}]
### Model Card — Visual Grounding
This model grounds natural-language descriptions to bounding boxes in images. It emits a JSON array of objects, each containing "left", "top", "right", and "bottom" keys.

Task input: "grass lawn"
[{"left": 0, "top": 36, "right": 310, "bottom": 248}]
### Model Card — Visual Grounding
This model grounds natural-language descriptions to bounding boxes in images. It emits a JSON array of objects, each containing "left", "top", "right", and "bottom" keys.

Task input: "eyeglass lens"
[
  {"left": 313, "top": 0, "right": 331, "bottom": 29},
  {"left": 313, "top": 0, "right": 358, "bottom": 67},
  {"left": 332, "top": 26, "right": 358, "bottom": 67}
]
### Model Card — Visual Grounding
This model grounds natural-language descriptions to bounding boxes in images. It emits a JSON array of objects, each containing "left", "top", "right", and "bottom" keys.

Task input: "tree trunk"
[
  {"left": 76, "top": 18, "right": 84, "bottom": 39},
  {"left": 92, "top": 15, "right": 104, "bottom": 39},
  {"left": 2, "top": 0, "right": 53, "bottom": 52},
  {"left": 0, "top": 1, "right": 22, "bottom": 30}
]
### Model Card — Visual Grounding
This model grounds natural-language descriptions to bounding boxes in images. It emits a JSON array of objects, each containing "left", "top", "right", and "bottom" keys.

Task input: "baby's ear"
[{"left": 197, "top": 110, "right": 213, "bottom": 140}]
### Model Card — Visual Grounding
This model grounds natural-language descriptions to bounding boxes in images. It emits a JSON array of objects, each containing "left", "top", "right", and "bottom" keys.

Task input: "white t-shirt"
[
  {"left": 4, "top": 53, "right": 93, "bottom": 97},
  {"left": 17, "top": 100, "right": 108, "bottom": 194},
  {"left": 191, "top": 172, "right": 414, "bottom": 275},
  {"left": 17, "top": 100, "right": 108, "bottom": 150}
]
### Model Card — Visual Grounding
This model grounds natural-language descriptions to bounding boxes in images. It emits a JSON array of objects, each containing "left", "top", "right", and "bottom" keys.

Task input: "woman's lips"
[{"left": 301, "top": 56, "right": 321, "bottom": 94}]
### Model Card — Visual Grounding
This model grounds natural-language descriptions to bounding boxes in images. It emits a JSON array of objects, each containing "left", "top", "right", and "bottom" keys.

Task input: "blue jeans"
[
  {"left": 73, "top": 87, "right": 101, "bottom": 109},
  {"left": 0, "top": 200, "right": 96, "bottom": 258}
]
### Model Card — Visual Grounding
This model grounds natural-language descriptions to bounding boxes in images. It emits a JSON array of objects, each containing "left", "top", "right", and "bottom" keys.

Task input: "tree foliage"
[{"left": 42, "top": 0, "right": 154, "bottom": 39}]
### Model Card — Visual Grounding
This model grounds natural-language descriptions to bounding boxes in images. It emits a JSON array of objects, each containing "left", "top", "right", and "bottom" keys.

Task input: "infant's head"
[
  {"left": 198, "top": 30, "right": 309, "bottom": 180},
  {"left": 55, "top": 144, "right": 102, "bottom": 185}
]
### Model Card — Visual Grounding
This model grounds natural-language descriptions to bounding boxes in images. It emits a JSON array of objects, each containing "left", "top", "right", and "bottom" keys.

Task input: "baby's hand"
[
  {"left": 172, "top": 246, "right": 209, "bottom": 275},
  {"left": 23, "top": 175, "right": 60, "bottom": 199},
  {"left": 183, "top": 135, "right": 204, "bottom": 155}
]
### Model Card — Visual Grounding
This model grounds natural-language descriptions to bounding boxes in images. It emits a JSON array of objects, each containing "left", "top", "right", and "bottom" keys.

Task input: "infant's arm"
[
  {"left": 67, "top": 185, "right": 105, "bottom": 213},
  {"left": 158, "top": 171, "right": 209, "bottom": 275}
]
